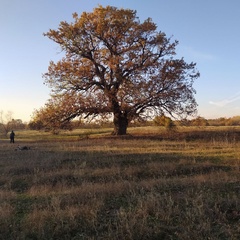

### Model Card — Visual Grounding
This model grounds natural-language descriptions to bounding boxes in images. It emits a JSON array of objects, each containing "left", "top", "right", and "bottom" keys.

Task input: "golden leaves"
[{"left": 42, "top": 5, "right": 199, "bottom": 133}]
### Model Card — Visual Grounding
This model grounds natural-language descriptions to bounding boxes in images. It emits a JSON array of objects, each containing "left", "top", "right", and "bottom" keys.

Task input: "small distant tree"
[
  {"left": 37, "top": 5, "right": 199, "bottom": 135},
  {"left": 0, "top": 111, "right": 14, "bottom": 137},
  {"left": 225, "top": 116, "right": 240, "bottom": 126},
  {"left": 216, "top": 117, "right": 227, "bottom": 126},
  {"left": 191, "top": 116, "right": 209, "bottom": 126},
  {"left": 154, "top": 115, "right": 176, "bottom": 131},
  {"left": 8, "top": 119, "right": 25, "bottom": 130}
]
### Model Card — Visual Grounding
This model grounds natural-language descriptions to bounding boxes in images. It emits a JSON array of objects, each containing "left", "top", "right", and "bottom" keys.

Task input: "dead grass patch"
[{"left": 0, "top": 127, "right": 239, "bottom": 239}]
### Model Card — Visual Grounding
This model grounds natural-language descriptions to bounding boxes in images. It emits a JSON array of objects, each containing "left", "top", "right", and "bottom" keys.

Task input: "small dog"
[{"left": 15, "top": 145, "right": 30, "bottom": 151}]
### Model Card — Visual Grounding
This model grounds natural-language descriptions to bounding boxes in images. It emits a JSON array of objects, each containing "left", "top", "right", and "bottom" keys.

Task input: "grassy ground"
[{"left": 0, "top": 126, "right": 239, "bottom": 239}]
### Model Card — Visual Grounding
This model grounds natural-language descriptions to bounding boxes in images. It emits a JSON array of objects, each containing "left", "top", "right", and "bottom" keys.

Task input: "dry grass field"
[{"left": 0, "top": 126, "right": 240, "bottom": 239}]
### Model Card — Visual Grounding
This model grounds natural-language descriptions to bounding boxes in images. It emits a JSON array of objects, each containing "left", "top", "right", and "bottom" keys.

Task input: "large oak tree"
[{"left": 38, "top": 5, "right": 200, "bottom": 135}]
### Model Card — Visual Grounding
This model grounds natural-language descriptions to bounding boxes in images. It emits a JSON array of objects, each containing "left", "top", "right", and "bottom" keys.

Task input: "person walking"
[{"left": 10, "top": 130, "right": 15, "bottom": 143}]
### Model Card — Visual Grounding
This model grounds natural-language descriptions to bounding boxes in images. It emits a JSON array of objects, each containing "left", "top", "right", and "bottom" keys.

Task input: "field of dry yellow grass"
[{"left": 0, "top": 126, "right": 239, "bottom": 239}]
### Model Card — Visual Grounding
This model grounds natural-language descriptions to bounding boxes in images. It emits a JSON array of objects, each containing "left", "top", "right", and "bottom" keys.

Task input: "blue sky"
[{"left": 1, "top": 0, "right": 240, "bottom": 122}]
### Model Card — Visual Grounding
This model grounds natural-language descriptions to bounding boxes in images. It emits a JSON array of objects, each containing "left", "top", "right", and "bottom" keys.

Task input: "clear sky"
[{"left": 1, "top": 0, "right": 240, "bottom": 122}]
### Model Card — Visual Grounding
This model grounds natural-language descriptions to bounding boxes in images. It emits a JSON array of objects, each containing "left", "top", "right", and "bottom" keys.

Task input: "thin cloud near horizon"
[{"left": 209, "top": 91, "right": 240, "bottom": 107}]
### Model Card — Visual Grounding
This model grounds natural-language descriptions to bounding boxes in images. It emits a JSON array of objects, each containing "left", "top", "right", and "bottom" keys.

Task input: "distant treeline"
[
  {"left": 27, "top": 115, "right": 240, "bottom": 131},
  {"left": 180, "top": 116, "right": 240, "bottom": 127},
  {"left": 2, "top": 116, "right": 240, "bottom": 134}
]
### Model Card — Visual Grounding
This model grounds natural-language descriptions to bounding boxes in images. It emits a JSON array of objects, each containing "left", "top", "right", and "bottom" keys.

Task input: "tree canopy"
[{"left": 34, "top": 5, "right": 200, "bottom": 135}]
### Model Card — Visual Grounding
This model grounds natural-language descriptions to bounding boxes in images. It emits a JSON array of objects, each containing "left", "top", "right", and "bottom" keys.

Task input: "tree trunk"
[{"left": 113, "top": 112, "right": 128, "bottom": 135}]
